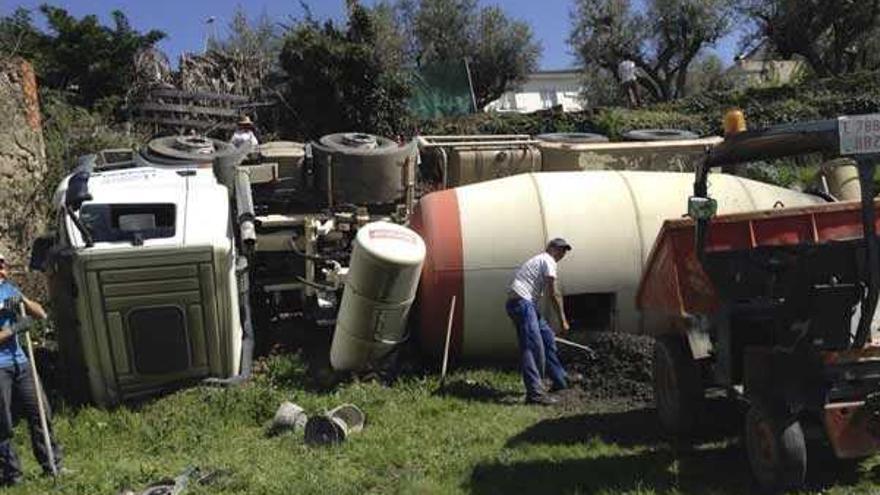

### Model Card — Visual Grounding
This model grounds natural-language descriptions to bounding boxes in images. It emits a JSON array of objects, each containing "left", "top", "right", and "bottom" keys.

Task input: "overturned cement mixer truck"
[
  {"left": 30, "top": 133, "right": 422, "bottom": 406},
  {"left": 28, "top": 126, "right": 842, "bottom": 407}
]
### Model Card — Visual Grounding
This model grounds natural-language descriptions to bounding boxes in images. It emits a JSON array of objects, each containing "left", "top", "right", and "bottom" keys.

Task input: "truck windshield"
[{"left": 79, "top": 203, "right": 176, "bottom": 242}]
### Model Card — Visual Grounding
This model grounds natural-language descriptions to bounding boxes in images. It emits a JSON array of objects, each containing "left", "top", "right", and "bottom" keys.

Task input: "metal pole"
[
  {"left": 463, "top": 58, "right": 478, "bottom": 113},
  {"left": 439, "top": 295, "right": 456, "bottom": 387},
  {"left": 20, "top": 305, "right": 56, "bottom": 478}
]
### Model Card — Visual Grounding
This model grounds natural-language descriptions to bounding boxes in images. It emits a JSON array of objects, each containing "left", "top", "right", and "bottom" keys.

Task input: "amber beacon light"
[{"left": 723, "top": 108, "right": 747, "bottom": 137}]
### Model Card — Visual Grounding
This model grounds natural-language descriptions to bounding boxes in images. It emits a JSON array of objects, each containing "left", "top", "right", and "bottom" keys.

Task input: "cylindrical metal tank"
[
  {"left": 312, "top": 133, "right": 417, "bottom": 205},
  {"left": 330, "top": 221, "right": 426, "bottom": 371},
  {"left": 540, "top": 135, "right": 721, "bottom": 172},
  {"left": 446, "top": 147, "right": 541, "bottom": 187},
  {"left": 411, "top": 171, "right": 826, "bottom": 360},
  {"left": 821, "top": 158, "right": 860, "bottom": 201}
]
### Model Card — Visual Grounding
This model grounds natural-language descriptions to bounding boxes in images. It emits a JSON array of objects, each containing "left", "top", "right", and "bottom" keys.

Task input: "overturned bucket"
[
  {"left": 268, "top": 402, "right": 308, "bottom": 436},
  {"left": 304, "top": 404, "right": 366, "bottom": 445}
]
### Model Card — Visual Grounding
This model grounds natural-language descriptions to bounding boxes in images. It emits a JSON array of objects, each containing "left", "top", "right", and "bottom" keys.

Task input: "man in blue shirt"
[{"left": 0, "top": 251, "right": 62, "bottom": 486}]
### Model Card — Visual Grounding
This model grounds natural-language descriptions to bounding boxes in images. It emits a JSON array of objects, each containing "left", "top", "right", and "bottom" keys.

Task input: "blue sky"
[{"left": 1, "top": 0, "right": 745, "bottom": 70}]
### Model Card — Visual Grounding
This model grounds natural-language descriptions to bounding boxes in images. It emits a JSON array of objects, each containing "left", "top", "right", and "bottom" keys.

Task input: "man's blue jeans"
[{"left": 505, "top": 297, "right": 568, "bottom": 399}]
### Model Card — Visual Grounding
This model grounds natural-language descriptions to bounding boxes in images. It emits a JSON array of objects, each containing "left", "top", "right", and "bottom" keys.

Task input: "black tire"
[
  {"left": 622, "top": 129, "right": 699, "bottom": 141},
  {"left": 745, "top": 404, "right": 807, "bottom": 492},
  {"left": 653, "top": 334, "right": 703, "bottom": 436},
  {"left": 536, "top": 132, "right": 609, "bottom": 144}
]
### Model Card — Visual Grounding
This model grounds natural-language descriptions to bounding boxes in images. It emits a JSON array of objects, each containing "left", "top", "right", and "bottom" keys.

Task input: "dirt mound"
[{"left": 560, "top": 332, "right": 654, "bottom": 404}]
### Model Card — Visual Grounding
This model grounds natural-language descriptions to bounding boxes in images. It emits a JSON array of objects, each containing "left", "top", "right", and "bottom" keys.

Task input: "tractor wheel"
[
  {"left": 653, "top": 334, "right": 703, "bottom": 436},
  {"left": 745, "top": 404, "right": 807, "bottom": 492}
]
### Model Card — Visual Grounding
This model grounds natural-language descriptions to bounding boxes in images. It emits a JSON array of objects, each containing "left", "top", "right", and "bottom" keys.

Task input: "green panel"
[
  {"left": 72, "top": 260, "right": 109, "bottom": 406},
  {"left": 210, "top": 252, "right": 232, "bottom": 375},
  {"left": 86, "top": 271, "right": 119, "bottom": 404},
  {"left": 198, "top": 263, "right": 221, "bottom": 374},
  {"left": 407, "top": 59, "right": 475, "bottom": 119},
  {"left": 100, "top": 265, "right": 198, "bottom": 283},
  {"left": 104, "top": 291, "right": 202, "bottom": 312},
  {"left": 187, "top": 304, "right": 208, "bottom": 368},
  {"left": 105, "top": 312, "right": 131, "bottom": 375},
  {"left": 102, "top": 278, "right": 199, "bottom": 297},
  {"left": 84, "top": 250, "right": 212, "bottom": 270}
]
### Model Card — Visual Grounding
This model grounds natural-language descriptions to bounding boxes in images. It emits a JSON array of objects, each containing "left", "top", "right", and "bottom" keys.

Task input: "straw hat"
[{"left": 237, "top": 115, "right": 254, "bottom": 128}]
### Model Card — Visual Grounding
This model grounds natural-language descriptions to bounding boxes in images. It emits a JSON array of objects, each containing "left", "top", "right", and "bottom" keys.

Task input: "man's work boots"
[
  {"left": 546, "top": 372, "right": 585, "bottom": 393},
  {"left": 525, "top": 394, "right": 558, "bottom": 406}
]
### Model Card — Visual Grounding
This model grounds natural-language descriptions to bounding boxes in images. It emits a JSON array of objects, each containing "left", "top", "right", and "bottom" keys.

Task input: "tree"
[
  {"left": 278, "top": 1, "right": 411, "bottom": 138},
  {"left": 570, "top": 0, "right": 735, "bottom": 102},
  {"left": 738, "top": 0, "right": 880, "bottom": 77},
  {"left": 0, "top": 5, "right": 165, "bottom": 108},
  {"left": 385, "top": 0, "right": 540, "bottom": 109},
  {"left": 686, "top": 53, "right": 729, "bottom": 94}
]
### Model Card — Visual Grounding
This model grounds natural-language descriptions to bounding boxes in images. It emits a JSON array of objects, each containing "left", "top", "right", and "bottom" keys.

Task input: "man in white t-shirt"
[
  {"left": 617, "top": 59, "right": 640, "bottom": 108},
  {"left": 506, "top": 238, "right": 576, "bottom": 405},
  {"left": 230, "top": 115, "right": 259, "bottom": 150}
]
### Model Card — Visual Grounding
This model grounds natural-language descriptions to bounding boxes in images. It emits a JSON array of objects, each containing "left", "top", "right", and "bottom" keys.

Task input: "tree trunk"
[{"left": 0, "top": 58, "right": 48, "bottom": 298}]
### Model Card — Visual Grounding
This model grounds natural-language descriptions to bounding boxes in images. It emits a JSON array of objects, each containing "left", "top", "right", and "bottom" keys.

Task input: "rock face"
[{"left": 0, "top": 58, "right": 48, "bottom": 293}]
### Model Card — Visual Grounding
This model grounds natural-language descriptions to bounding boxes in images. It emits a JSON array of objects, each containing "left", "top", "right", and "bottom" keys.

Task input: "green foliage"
[
  {"left": 738, "top": 0, "right": 880, "bottom": 77},
  {"left": 379, "top": 0, "right": 540, "bottom": 109},
  {"left": 569, "top": 0, "right": 737, "bottom": 102},
  {"left": 279, "top": 3, "right": 413, "bottom": 138},
  {"left": 4, "top": 352, "right": 880, "bottom": 493},
  {"left": 423, "top": 70, "right": 880, "bottom": 144},
  {"left": 0, "top": 5, "right": 165, "bottom": 109},
  {"left": 40, "top": 90, "right": 142, "bottom": 202}
]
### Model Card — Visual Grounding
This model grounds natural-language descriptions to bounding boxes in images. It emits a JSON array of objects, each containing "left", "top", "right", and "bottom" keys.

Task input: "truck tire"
[
  {"left": 622, "top": 129, "right": 699, "bottom": 141},
  {"left": 536, "top": 132, "right": 609, "bottom": 144},
  {"left": 653, "top": 333, "right": 702, "bottom": 436},
  {"left": 745, "top": 404, "right": 807, "bottom": 492}
]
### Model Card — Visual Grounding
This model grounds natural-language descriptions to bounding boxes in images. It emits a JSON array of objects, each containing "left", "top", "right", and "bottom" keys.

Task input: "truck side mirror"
[
  {"left": 688, "top": 196, "right": 717, "bottom": 221},
  {"left": 29, "top": 234, "right": 56, "bottom": 272}
]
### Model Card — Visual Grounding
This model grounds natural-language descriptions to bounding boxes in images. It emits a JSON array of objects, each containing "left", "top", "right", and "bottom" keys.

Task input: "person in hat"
[
  {"left": 505, "top": 238, "right": 579, "bottom": 405},
  {"left": 230, "top": 115, "right": 259, "bottom": 150},
  {"left": 0, "top": 252, "right": 63, "bottom": 485}
]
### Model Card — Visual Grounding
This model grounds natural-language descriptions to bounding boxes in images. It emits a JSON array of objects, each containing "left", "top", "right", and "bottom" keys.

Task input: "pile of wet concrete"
[{"left": 558, "top": 332, "right": 654, "bottom": 405}]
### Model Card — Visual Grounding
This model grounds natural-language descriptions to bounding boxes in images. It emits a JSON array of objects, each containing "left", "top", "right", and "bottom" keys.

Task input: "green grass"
[{"left": 4, "top": 353, "right": 880, "bottom": 494}]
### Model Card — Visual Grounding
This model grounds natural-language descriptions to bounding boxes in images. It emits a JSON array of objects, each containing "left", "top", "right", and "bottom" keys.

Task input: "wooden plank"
[
  {"left": 146, "top": 88, "right": 249, "bottom": 103},
  {"left": 135, "top": 116, "right": 237, "bottom": 130},
  {"left": 136, "top": 102, "right": 239, "bottom": 118}
]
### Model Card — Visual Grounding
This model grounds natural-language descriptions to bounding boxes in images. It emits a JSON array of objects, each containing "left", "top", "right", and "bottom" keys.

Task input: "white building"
[
  {"left": 725, "top": 42, "right": 804, "bottom": 90},
  {"left": 484, "top": 69, "right": 585, "bottom": 113}
]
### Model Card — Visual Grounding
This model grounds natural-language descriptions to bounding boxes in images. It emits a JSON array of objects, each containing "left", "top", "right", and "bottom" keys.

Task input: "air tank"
[
  {"left": 330, "top": 221, "right": 426, "bottom": 371},
  {"left": 410, "top": 171, "right": 825, "bottom": 360}
]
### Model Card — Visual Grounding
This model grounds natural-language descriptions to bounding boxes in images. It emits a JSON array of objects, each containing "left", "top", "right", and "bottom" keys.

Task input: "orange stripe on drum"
[{"left": 411, "top": 189, "right": 464, "bottom": 360}]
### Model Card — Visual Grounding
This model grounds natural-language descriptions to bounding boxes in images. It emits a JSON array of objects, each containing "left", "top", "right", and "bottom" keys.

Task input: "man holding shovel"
[
  {"left": 0, "top": 252, "right": 62, "bottom": 486},
  {"left": 506, "top": 239, "right": 581, "bottom": 405}
]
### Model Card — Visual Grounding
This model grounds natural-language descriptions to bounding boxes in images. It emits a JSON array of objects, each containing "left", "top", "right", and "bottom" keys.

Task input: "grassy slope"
[{"left": 3, "top": 353, "right": 880, "bottom": 495}]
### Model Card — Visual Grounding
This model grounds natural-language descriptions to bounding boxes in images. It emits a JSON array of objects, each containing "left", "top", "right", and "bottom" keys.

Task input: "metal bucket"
[{"left": 304, "top": 404, "right": 366, "bottom": 445}]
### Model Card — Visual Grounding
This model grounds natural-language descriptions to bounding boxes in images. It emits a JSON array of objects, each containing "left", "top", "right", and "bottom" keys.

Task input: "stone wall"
[{"left": 0, "top": 58, "right": 48, "bottom": 294}]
